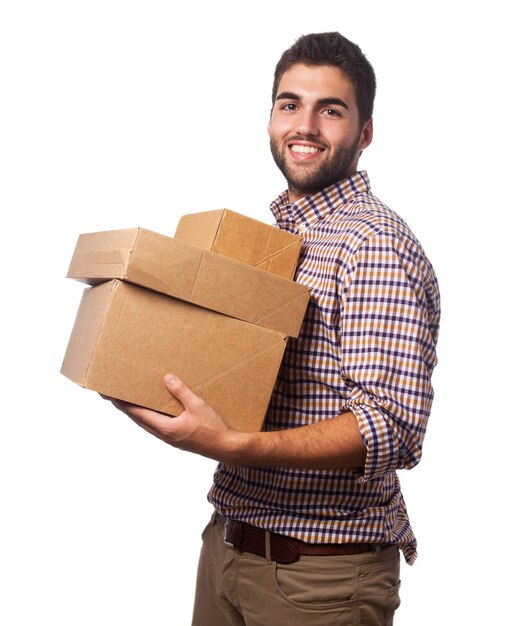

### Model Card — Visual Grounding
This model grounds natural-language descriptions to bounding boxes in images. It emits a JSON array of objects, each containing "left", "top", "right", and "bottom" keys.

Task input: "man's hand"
[{"left": 107, "top": 374, "right": 238, "bottom": 461}]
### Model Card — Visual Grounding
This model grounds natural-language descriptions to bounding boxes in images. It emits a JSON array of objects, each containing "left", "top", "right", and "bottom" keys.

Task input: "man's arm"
[
  {"left": 109, "top": 373, "right": 367, "bottom": 470},
  {"left": 337, "top": 234, "right": 440, "bottom": 481}
]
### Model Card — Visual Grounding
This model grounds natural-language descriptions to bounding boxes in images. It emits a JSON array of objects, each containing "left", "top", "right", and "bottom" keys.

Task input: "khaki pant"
[{"left": 192, "top": 515, "right": 401, "bottom": 626}]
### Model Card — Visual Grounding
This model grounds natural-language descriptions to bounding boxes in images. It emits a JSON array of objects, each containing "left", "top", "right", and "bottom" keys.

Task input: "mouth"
[
  {"left": 288, "top": 142, "right": 325, "bottom": 160},
  {"left": 290, "top": 144, "right": 324, "bottom": 154}
]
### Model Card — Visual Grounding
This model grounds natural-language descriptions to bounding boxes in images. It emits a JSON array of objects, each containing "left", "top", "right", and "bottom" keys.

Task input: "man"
[{"left": 109, "top": 32, "right": 440, "bottom": 625}]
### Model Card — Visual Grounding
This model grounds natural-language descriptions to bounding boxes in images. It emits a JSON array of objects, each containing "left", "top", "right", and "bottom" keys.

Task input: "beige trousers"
[{"left": 192, "top": 515, "right": 401, "bottom": 626}]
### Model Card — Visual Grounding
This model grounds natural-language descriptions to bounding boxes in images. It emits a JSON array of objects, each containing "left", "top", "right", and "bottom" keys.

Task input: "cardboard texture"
[
  {"left": 66, "top": 228, "right": 309, "bottom": 338},
  {"left": 175, "top": 209, "right": 302, "bottom": 279},
  {"left": 61, "top": 280, "right": 287, "bottom": 432}
]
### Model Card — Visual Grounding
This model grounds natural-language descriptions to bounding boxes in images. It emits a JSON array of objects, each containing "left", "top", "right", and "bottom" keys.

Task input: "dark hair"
[{"left": 272, "top": 32, "right": 376, "bottom": 124}]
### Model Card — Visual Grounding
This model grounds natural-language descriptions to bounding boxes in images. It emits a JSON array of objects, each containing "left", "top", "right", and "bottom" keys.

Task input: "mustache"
[{"left": 285, "top": 135, "right": 327, "bottom": 149}]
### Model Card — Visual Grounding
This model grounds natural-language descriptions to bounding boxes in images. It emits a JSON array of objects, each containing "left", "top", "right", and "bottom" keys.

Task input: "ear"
[{"left": 358, "top": 118, "right": 373, "bottom": 151}]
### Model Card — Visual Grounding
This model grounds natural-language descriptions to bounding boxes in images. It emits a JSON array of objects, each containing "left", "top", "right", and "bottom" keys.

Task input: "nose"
[{"left": 296, "top": 108, "right": 319, "bottom": 137}]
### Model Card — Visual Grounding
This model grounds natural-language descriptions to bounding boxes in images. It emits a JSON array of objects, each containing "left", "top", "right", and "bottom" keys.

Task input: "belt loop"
[
  {"left": 374, "top": 544, "right": 382, "bottom": 556},
  {"left": 265, "top": 530, "right": 272, "bottom": 564}
]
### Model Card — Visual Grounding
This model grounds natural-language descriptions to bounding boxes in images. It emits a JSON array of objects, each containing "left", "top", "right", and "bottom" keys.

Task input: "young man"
[{"left": 109, "top": 32, "right": 440, "bottom": 625}]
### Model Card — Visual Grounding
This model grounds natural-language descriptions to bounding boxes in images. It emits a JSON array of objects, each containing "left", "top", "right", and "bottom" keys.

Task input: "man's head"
[
  {"left": 272, "top": 32, "right": 376, "bottom": 126},
  {"left": 269, "top": 33, "right": 376, "bottom": 201}
]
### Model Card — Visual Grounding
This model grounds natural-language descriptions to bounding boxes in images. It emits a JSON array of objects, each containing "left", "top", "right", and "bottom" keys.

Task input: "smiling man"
[{"left": 109, "top": 32, "right": 440, "bottom": 625}]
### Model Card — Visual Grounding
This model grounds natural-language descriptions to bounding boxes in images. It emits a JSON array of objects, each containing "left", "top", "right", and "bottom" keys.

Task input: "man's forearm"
[
  {"left": 224, "top": 411, "right": 366, "bottom": 470},
  {"left": 109, "top": 375, "right": 367, "bottom": 471}
]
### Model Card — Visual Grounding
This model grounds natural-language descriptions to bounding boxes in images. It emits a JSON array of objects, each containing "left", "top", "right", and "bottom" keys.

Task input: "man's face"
[{"left": 269, "top": 63, "right": 373, "bottom": 202}]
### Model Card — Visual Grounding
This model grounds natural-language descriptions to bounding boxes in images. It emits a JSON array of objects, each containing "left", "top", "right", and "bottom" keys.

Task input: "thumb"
[{"left": 164, "top": 373, "right": 203, "bottom": 411}]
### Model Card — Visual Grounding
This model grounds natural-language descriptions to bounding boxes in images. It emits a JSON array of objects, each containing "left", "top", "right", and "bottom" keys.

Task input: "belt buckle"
[
  {"left": 223, "top": 520, "right": 233, "bottom": 547},
  {"left": 223, "top": 519, "right": 243, "bottom": 549}
]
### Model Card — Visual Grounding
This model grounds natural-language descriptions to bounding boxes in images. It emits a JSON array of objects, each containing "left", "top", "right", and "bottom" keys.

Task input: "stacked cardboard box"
[
  {"left": 174, "top": 209, "right": 301, "bottom": 279},
  {"left": 61, "top": 211, "right": 310, "bottom": 432}
]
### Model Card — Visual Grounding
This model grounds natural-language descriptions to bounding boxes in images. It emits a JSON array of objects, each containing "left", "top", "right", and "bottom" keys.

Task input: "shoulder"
[
  {"left": 321, "top": 191, "right": 435, "bottom": 273},
  {"left": 326, "top": 192, "right": 439, "bottom": 310}
]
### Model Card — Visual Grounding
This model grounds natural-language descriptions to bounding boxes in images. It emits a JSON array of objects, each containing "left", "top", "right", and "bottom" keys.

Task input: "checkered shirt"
[{"left": 208, "top": 170, "right": 440, "bottom": 564}]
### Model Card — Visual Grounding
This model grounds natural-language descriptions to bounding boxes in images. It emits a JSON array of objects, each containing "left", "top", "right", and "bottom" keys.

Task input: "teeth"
[{"left": 291, "top": 144, "right": 323, "bottom": 154}]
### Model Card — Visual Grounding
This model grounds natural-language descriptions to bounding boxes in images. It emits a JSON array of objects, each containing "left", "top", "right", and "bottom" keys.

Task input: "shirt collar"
[{"left": 270, "top": 170, "right": 371, "bottom": 234}]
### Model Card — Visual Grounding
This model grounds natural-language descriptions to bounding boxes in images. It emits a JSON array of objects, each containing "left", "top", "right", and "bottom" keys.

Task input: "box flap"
[
  {"left": 157, "top": 338, "right": 286, "bottom": 431},
  {"left": 189, "top": 250, "right": 310, "bottom": 337},
  {"left": 213, "top": 209, "right": 300, "bottom": 274},
  {"left": 126, "top": 229, "right": 206, "bottom": 301},
  {"left": 66, "top": 229, "right": 140, "bottom": 284}
]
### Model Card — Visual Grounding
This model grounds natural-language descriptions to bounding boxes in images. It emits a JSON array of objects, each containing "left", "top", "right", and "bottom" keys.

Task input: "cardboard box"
[
  {"left": 66, "top": 228, "right": 309, "bottom": 338},
  {"left": 61, "top": 280, "right": 288, "bottom": 432},
  {"left": 175, "top": 209, "right": 302, "bottom": 279}
]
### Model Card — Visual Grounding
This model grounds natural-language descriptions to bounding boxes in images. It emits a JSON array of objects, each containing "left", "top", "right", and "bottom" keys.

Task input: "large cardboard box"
[
  {"left": 175, "top": 209, "right": 302, "bottom": 279},
  {"left": 66, "top": 228, "right": 309, "bottom": 338},
  {"left": 61, "top": 280, "right": 288, "bottom": 432}
]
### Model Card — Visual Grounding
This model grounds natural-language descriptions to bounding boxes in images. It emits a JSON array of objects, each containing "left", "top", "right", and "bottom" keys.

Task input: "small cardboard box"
[
  {"left": 66, "top": 228, "right": 309, "bottom": 338},
  {"left": 61, "top": 280, "right": 288, "bottom": 432},
  {"left": 175, "top": 209, "right": 302, "bottom": 279}
]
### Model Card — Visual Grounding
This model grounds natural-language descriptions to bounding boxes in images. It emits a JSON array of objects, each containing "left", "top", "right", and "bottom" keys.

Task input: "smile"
[{"left": 290, "top": 144, "right": 324, "bottom": 154}]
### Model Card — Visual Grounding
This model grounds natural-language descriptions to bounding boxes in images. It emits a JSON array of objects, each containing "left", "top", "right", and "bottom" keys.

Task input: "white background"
[{"left": 1, "top": 1, "right": 503, "bottom": 624}]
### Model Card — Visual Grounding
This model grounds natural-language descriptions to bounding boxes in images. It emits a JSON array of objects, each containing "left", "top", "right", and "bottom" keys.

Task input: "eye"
[
  {"left": 321, "top": 108, "right": 342, "bottom": 117},
  {"left": 279, "top": 102, "right": 298, "bottom": 112}
]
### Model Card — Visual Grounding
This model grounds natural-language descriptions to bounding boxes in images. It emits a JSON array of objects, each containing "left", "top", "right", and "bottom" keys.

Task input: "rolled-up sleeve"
[{"left": 339, "top": 233, "right": 440, "bottom": 483}]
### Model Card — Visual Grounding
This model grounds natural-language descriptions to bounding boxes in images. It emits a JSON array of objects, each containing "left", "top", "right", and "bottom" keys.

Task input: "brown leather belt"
[{"left": 217, "top": 514, "right": 382, "bottom": 564}]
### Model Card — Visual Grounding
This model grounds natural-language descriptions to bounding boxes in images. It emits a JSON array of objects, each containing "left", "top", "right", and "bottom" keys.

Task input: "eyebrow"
[{"left": 276, "top": 92, "right": 349, "bottom": 110}]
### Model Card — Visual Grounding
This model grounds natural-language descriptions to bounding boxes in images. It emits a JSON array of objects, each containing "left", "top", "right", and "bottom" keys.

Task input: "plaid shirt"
[{"left": 208, "top": 171, "right": 440, "bottom": 564}]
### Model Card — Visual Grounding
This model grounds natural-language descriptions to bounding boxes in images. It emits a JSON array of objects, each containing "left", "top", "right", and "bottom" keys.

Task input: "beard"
[{"left": 270, "top": 135, "right": 360, "bottom": 199}]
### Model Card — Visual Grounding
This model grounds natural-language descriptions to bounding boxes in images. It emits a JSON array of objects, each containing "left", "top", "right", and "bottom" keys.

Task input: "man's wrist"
[{"left": 220, "top": 430, "right": 257, "bottom": 466}]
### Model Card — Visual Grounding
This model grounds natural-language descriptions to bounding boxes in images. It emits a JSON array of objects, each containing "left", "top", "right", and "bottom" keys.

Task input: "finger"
[
  {"left": 112, "top": 398, "right": 175, "bottom": 433},
  {"left": 111, "top": 398, "right": 153, "bottom": 423},
  {"left": 112, "top": 399, "right": 151, "bottom": 420},
  {"left": 164, "top": 374, "right": 204, "bottom": 411},
  {"left": 110, "top": 397, "right": 132, "bottom": 414}
]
